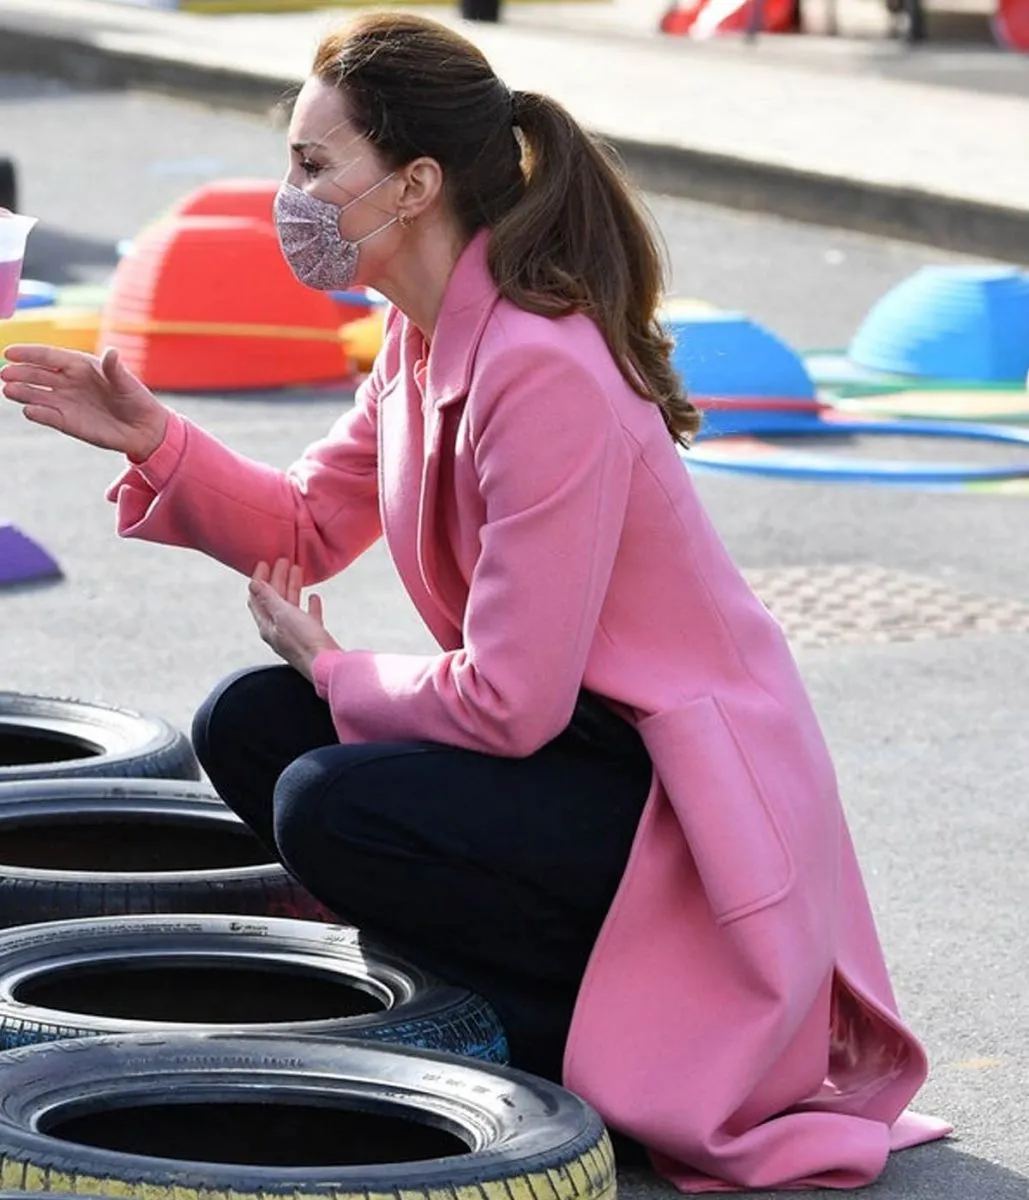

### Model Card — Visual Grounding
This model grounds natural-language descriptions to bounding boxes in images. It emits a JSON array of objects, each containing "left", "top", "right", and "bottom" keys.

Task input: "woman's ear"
[{"left": 396, "top": 156, "right": 444, "bottom": 222}]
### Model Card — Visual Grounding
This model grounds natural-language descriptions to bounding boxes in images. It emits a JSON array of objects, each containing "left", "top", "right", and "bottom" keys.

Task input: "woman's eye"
[{"left": 300, "top": 158, "right": 323, "bottom": 178}]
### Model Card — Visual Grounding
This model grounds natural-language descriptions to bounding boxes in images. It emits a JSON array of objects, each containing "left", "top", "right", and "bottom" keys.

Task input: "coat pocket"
[{"left": 638, "top": 695, "right": 795, "bottom": 924}]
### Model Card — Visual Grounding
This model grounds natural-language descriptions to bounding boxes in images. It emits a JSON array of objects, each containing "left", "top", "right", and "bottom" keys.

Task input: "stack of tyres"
[
  {"left": 0, "top": 686, "right": 331, "bottom": 927},
  {"left": 0, "top": 690, "right": 513, "bottom": 1060},
  {"left": 0, "top": 694, "right": 607, "bottom": 1200}
]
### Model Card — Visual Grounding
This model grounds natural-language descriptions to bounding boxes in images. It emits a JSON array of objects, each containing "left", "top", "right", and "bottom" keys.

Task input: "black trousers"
[{"left": 191, "top": 665, "right": 653, "bottom": 1086}]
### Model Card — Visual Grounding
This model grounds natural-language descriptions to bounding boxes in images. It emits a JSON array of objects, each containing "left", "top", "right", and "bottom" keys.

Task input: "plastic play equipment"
[
  {"left": 849, "top": 265, "right": 1029, "bottom": 384},
  {"left": 665, "top": 309, "right": 816, "bottom": 401},
  {"left": 331, "top": 287, "right": 383, "bottom": 328},
  {"left": 99, "top": 215, "right": 353, "bottom": 392},
  {"left": 169, "top": 177, "right": 278, "bottom": 224},
  {"left": 694, "top": 397, "right": 830, "bottom": 437},
  {"left": 803, "top": 350, "right": 911, "bottom": 394},
  {"left": 140, "top": 178, "right": 381, "bottom": 337},
  {"left": 0, "top": 523, "right": 61, "bottom": 587},
  {"left": 116, "top": 178, "right": 281, "bottom": 263},
  {"left": 0, "top": 214, "right": 37, "bottom": 320},
  {"left": 56, "top": 283, "right": 111, "bottom": 310},
  {"left": 0, "top": 308, "right": 101, "bottom": 356},
  {"left": 661, "top": 0, "right": 798, "bottom": 36},
  {"left": 1, "top": 282, "right": 109, "bottom": 356},
  {"left": 994, "top": 0, "right": 1029, "bottom": 50},
  {"left": 835, "top": 388, "right": 1029, "bottom": 424},
  {"left": 685, "top": 413, "right": 1029, "bottom": 487},
  {"left": 804, "top": 351, "right": 1023, "bottom": 395},
  {"left": 341, "top": 307, "right": 387, "bottom": 374},
  {"left": 171, "top": 178, "right": 384, "bottom": 326},
  {"left": 15, "top": 280, "right": 57, "bottom": 311}
]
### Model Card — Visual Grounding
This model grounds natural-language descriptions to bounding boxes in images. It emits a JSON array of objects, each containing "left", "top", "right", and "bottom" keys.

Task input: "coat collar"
[{"left": 422, "top": 228, "right": 501, "bottom": 408}]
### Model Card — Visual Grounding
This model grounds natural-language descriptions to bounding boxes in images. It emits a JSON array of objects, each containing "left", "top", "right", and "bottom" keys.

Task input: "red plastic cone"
[
  {"left": 170, "top": 178, "right": 279, "bottom": 226},
  {"left": 100, "top": 215, "right": 351, "bottom": 392},
  {"left": 171, "top": 179, "right": 378, "bottom": 327}
]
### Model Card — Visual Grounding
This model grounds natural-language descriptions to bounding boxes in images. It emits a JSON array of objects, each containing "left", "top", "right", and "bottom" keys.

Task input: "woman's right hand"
[{"left": 0, "top": 344, "right": 168, "bottom": 462}]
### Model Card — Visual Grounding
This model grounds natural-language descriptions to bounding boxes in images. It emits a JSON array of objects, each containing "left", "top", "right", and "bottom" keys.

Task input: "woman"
[{"left": 0, "top": 12, "right": 948, "bottom": 1191}]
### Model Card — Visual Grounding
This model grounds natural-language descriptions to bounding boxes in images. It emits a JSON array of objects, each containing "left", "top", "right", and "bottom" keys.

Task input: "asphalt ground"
[{"left": 1, "top": 76, "right": 1027, "bottom": 1200}]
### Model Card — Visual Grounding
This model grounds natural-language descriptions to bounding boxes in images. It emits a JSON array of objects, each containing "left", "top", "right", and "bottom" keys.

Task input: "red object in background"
[
  {"left": 170, "top": 178, "right": 378, "bottom": 326},
  {"left": 100, "top": 215, "right": 351, "bottom": 392},
  {"left": 660, "top": 0, "right": 798, "bottom": 35},
  {"left": 995, "top": 0, "right": 1029, "bottom": 49},
  {"left": 169, "top": 178, "right": 279, "bottom": 225}
]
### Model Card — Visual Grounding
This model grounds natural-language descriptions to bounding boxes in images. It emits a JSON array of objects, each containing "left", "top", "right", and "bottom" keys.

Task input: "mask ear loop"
[
  {"left": 339, "top": 171, "right": 400, "bottom": 245},
  {"left": 335, "top": 170, "right": 396, "bottom": 212}
]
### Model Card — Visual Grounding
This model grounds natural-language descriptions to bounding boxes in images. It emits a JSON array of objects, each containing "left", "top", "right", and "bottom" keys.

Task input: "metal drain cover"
[{"left": 743, "top": 565, "right": 1029, "bottom": 647}]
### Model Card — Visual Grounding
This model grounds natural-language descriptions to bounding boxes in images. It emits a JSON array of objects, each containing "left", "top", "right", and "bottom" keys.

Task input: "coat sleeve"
[
  {"left": 312, "top": 343, "right": 635, "bottom": 756},
  {"left": 104, "top": 312, "right": 399, "bottom": 583}
]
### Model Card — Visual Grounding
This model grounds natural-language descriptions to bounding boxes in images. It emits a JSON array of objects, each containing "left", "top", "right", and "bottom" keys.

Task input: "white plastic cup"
[{"left": 0, "top": 213, "right": 38, "bottom": 319}]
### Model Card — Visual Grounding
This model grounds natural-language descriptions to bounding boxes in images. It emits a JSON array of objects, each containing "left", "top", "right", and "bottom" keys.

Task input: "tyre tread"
[
  {"left": 0, "top": 692, "right": 199, "bottom": 783},
  {"left": 0, "top": 1136, "right": 614, "bottom": 1200}
]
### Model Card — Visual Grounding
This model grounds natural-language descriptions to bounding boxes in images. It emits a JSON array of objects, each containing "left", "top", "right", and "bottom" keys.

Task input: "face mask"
[{"left": 274, "top": 173, "right": 397, "bottom": 291}]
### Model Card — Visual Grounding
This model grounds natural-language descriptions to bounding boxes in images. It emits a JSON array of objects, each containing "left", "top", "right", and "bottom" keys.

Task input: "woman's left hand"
[{"left": 247, "top": 558, "right": 342, "bottom": 682}]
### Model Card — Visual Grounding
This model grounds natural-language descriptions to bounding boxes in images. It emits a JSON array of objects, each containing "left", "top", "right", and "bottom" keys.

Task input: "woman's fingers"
[
  {"left": 0, "top": 363, "right": 64, "bottom": 389},
  {"left": 286, "top": 563, "right": 303, "bottom": 607},
  {"left": 247, "top": 575, "right": 275, "bottom": 621},
  {"left": 2, "top": 344, "right": 89, "bottom": 373},
  {"left": 100, "top": 346, "right": 122, "bottom": 380},
  {"left": 2, "top": 379, "right": 57, "bottom": 405},
  {"left": 269, "top": 556, "right": 292, "bottom": 598},
  {"left": 252, "top": 559, "right": 306, "bottom": 608},
  {"left": 22, "top": 401, "right": 67, "bottom": 431},
  {"left": 307, "top": 593, "right": 324, "bottom": 624}
]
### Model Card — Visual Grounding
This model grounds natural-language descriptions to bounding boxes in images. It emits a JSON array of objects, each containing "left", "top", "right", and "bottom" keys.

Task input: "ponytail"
[{"left": 490, "top": 90, "right": 700, "bottom": 446}]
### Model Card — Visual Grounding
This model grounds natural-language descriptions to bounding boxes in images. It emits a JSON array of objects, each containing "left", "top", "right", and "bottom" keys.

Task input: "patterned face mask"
[{"left": 273, "top": 172, "right": 397, "bottom": 291}]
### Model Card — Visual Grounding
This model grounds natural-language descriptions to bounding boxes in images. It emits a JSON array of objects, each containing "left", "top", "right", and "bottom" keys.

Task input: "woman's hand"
[
  {"left": 0, "top": 344, "right": 169, "bottom": 461},
  {"left": 248, "top": 558, "right": 342, "bottom": 682}
]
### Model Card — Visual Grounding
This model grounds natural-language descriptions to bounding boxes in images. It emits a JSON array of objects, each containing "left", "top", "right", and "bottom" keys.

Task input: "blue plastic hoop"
[{"left": 685, "top": 416, "right": 1029, "bottom": 486}]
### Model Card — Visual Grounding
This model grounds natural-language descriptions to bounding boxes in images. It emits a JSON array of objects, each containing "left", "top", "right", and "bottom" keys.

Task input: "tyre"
[
  {"left": 0, "top": 1033, "right": 610, "bottom": 1199},
  {"left": 0, "top": 913, "right": 508, "bottom": 1064},
  {"left": 0, "top": 692, "right": 198, "bottom": 782},
  {"left": 0, "top": 159, "right": 16, "bottom": 213},
  {"left": 0, "top": 778, "right": 332, "bottom": 928}
]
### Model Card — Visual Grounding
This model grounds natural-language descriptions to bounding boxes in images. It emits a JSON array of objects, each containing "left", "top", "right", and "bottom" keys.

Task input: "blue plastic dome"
[
  {"left": 849, "top": 266, "right": 1029, "bottom": 384},
  {"left": 663, "top": 310, "right": 815, "bottom": 400},
  {"left": 15, "top": 279, "right": 57, "bottom": 310}
]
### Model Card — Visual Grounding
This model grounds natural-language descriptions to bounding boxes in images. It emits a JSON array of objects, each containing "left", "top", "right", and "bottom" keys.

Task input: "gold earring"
[{"left": 398, "top": 212, "right": 412, "bottom": 229}]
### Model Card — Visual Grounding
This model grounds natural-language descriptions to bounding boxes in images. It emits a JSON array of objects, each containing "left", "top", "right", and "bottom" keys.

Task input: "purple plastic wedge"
[{"left": 0, "top": 522, "right": 62, "bottom": 585}]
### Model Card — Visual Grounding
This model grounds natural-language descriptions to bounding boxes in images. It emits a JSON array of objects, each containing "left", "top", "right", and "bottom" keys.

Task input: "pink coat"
[{"left": 107, "top": 230, "right": 950, "bottom": 1190}]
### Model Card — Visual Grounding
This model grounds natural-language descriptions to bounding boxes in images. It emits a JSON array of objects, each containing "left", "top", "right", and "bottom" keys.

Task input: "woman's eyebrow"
[{"left": 290, "top": 140, "right": 327, "bottom": 153}]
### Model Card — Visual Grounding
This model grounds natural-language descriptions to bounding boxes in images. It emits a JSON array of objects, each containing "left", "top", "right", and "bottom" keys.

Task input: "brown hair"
[{"left": 313, "top": 13, "right": 699, "bottom": 445}]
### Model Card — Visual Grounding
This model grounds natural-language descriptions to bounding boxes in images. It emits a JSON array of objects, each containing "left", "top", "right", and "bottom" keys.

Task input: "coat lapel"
[{"left": 414, "top": 231, "right": 501, "bottom": 628}]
